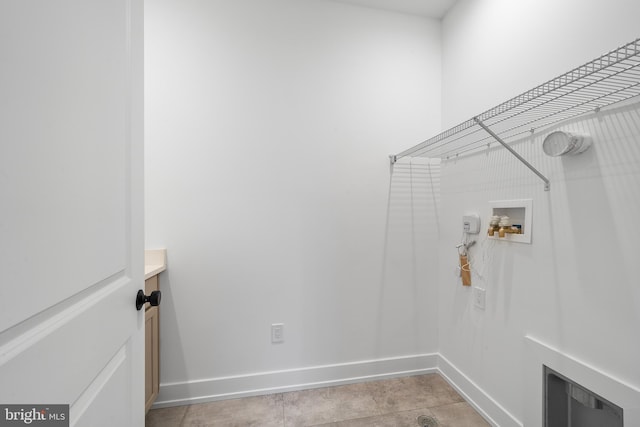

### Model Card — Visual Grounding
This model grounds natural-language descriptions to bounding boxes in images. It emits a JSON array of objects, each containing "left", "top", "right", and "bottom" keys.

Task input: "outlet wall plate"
[
  {"left": 473, "top": 287, "right": 486, "bottom": 310},
  {"left": 271, "top": 323, "right": 284, "bottom": 343}
]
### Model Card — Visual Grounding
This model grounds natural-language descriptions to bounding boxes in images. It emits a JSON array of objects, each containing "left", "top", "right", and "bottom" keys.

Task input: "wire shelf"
[{"left": 396, "top": 38, "right": 640, "bottom": 161}]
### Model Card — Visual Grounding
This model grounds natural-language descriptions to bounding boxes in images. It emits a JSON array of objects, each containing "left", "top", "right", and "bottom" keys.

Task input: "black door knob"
[{"left": 136, "top": 289, "right": 161, "bottom": 311}]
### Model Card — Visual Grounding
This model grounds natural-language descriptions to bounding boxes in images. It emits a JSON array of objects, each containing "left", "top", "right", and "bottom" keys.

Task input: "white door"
[{"left": 0, "top": 1, "right": 144, "bottom": 426}]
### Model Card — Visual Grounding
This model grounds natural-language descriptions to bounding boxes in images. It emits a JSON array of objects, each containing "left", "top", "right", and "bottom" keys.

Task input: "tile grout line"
[
  {"left": 178, "top": 404, "right": 191, "bottom": 427},
  {"left": 426, "top": 398, "right": 467, "bottom": 411},
  {"left": 304, "top": 407, "right": 439, "bottom": 427},
  {"left": 279, "top": 393, "right": 286, "bottom": 427}
]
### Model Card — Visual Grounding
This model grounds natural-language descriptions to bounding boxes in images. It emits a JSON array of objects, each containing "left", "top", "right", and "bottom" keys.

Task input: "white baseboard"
[
  {"left": 437, "top": 354, "right": 522, "bottom": 427},
  {"left": 153, "top": 353, "right": 438, "bottom": 408}
]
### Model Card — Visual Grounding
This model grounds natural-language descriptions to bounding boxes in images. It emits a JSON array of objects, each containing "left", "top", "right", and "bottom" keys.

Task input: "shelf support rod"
[{"left": 474, "top": 117, "right": 550, "bottom": 191}]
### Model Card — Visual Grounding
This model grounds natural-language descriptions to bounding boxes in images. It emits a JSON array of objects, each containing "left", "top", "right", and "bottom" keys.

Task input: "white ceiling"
[{"left": 329, "top": 0, "right": 459, "bottom": 19}]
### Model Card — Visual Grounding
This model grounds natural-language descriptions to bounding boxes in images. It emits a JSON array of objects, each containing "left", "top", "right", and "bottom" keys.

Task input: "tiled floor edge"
[
  {"left": 437, "top": 353, "right": 522, "bottom": 427},
  {"left": 152, "top": 353, "right": 438, "bottom": 409}
]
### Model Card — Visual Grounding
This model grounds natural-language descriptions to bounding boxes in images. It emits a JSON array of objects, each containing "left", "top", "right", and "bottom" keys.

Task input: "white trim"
[
  {"left": 524, "top": 336, "right": 640, "bottom": 427},
  {"left": 153, "top": 353, "right": 438, "bottom": 408},
  {"left": 438, "top": 354, "right": 522, "bottom": 427},
  {"left": 153, "top": 351, "right": 525, "bottom": 427}
]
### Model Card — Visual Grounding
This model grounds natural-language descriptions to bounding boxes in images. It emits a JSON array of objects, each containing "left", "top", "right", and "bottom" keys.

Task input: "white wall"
[
  {"left": 440, "top": 1, "right": 640, "bottom": 425},
  {"left": 145, "top": 0, "right": 443, "bottom": 403},
  {"left": 442, "top": 0, "right": 640, "bottom": 128}
]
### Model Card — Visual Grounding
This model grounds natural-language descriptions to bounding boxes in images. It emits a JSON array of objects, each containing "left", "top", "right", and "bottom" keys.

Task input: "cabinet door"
[
  {"left": 145, "top": 306, "right": 160, "bottom": 412},
  {"left": 145, "top": 275, "right": 159, "bottom": 298}
]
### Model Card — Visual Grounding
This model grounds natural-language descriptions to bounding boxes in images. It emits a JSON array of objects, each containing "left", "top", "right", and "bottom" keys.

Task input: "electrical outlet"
[
  {"left": 271, "top": 323, "right": 284, "bottom": 343},
  {"left": 473, "top": 287, "right": 486, "bottom": 310}
]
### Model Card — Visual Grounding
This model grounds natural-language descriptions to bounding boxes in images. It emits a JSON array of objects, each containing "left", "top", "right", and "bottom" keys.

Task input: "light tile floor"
[{"left": 146, "top": 374, "right": 490, "bottom": 427}]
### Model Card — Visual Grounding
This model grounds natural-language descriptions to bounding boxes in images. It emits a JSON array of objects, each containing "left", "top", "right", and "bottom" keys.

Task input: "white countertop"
[{"left": 145, "top": 248, "right": 167, "bottom": 280}]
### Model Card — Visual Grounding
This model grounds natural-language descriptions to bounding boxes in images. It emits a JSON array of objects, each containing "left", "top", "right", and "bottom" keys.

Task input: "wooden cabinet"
[{"left": 144, "top": 275, "right": 160, "bottom": 413}]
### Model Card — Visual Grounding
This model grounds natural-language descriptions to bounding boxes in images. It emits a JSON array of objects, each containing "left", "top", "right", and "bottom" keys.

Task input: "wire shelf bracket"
[
  {"left": 474, "top": 117, "right": 551, "bottom": 191},
  {"left": 391, "top": 37, "right": 640, "bottom": 191}
]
